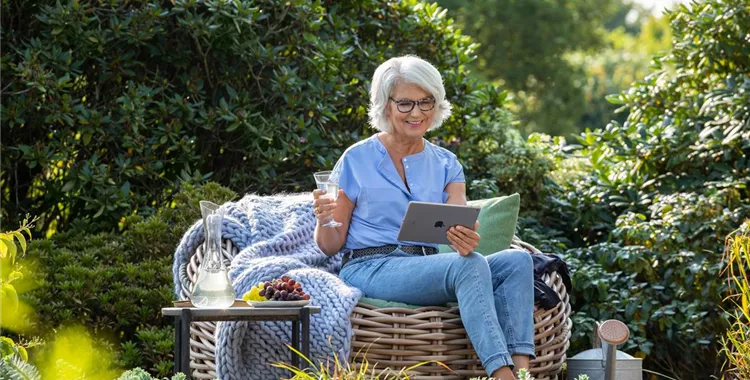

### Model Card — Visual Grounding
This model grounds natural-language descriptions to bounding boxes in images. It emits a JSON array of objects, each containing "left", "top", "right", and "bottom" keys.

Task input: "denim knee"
[
  {"left": 459, "top": 252, "right": 491, "bottom": 276},
  {"left": 507, "top": 249, "right": 532, "bottom": 273},
  {"left": 488, "top": 249, "right": 532, "bottom": 279},
  {"left": 450, "top": 252, "right": 492, "bottom": 291}
]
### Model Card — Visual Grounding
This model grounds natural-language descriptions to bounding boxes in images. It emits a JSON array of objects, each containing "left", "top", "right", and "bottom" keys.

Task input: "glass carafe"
[{"left": 190, "top": 201, "right": 235, "bottom": 308}]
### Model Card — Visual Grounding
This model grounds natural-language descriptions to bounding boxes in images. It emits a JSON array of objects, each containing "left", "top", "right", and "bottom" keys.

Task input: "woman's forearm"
[{"left": 314, "top": 223, "right": 345, "bottom": 256}]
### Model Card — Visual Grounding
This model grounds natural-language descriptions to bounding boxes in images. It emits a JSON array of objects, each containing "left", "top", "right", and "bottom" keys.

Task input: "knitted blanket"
[{"left": 172, "top": 193, "right": 363, "bottom": 380}]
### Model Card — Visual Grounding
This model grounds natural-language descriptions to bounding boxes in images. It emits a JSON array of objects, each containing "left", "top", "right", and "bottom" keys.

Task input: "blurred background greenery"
[{"left": 1, "top": 0, "right": 748, "bottom": 379}]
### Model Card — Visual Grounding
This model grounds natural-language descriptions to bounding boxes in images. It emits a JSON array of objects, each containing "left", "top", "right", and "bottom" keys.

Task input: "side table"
[{"left": 162, "top": 305, "right": 321, "bottom": 380}]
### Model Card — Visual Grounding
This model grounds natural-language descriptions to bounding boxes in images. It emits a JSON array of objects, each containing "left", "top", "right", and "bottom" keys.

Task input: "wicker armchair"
[
  {"left": 348, "top": 238, "right": 571, "bottom": 380},
  {"left": 176, "top": 237, "right": 571, "bottom": 380}
]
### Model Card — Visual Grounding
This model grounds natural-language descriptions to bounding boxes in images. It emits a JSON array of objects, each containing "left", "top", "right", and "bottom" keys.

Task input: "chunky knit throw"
[{"left": 172, "top": 193, "right": 363, "bottom": 380}]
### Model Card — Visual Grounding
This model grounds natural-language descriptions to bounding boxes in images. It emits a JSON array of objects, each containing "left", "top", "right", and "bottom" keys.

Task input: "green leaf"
[
  {"left": 120, "top": 181, "right": 131, "bottom": 196},
  {"left": 0, "top": 337, "right": 14, "bottom": 358},
  {"left": 13, "top": 231, "right": 26, "bottom": 254},
  {"left": 225, "top": 84, "right": 237, "bottom": 99},
  {"left": 302, "top": 32, "right": 317, "bottom": 43},
  {"left": 62, "top": 180, "right": 76, "bottom": 193},
  {"left": 0, "top": 354, "right": 41, "bottom": 380},
  {"left": 226, "top": 122, "right": 240, "bottom": 132},
  {"left": 57, "top": 74, "right": 71, "bottom": 86},
  {"left": 605, "top": 94, "right": 624, "bottom": 105},
  {"left": 0, "top": 237, "right": 16, "bottom": 263},
  {"left": 16, "top": 346, "right": 27, "bottom": 362},
  {"left": 8, "top": 271, "right": 23, "bottom": 283},
  {"left": 1, "top": 285, "right": 19, "bottom": 313}
]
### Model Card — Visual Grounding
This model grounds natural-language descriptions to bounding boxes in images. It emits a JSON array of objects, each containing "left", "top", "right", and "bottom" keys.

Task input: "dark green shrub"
[
  {"left": 523, "top": 1, "right": 750, "bottom": 377},
  {"left": 2, "top": 0, "right": 550, "bottom": 234},
  {"left": 433, "top": 99, "right": 553, "bottom": 206},
  {"left": 24, "top": 182, "right": 236, "bottom": 377}
]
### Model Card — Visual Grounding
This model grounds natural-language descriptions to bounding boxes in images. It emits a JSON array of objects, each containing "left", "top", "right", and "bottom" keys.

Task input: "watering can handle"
[
  {"left": 598, "top": 320, "right": 630, "bottom": 380},
  {"left": 592, "top": 321, "right": 603, "bottom": 349}
]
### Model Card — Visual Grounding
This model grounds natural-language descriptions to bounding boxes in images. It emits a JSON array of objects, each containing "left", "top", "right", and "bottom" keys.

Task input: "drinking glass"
[{"left": 313, "top": 170, "right": 343, "bottom": 228}]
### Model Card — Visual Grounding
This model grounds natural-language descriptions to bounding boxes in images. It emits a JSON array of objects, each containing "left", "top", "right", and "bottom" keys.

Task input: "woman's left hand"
[{"left": 447, "top": 221, "right": 481, "bottom": 256}]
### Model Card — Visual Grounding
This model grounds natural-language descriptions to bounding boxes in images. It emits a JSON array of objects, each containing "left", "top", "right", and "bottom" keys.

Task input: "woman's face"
[{"left": 386, "top": 82, "right": 435, "bottom": 140}]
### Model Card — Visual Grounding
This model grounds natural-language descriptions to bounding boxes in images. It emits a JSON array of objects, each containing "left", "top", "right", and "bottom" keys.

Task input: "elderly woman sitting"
[{"left": 312, "top": 55, "right": 534, "bottom": 380}]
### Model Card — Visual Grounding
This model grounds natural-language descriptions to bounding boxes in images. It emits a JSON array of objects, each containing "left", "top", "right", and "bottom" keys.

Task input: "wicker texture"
[
  {"left": 348, "top": 238, "right": 571, "bottom": 380},
  {"left": 177, "top": 238, "right": 571, "bottom": 380}
]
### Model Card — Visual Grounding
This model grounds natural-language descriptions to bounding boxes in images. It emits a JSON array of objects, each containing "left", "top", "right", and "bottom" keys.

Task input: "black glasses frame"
[{"left": 389, "top": 96, "right": 436, "bottom": 113}]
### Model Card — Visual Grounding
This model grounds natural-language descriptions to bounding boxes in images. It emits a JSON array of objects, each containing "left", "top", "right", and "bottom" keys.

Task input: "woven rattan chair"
[
  {"left": 348, "top": 238, "right": 571, "bottom": 380},
  {"left": 176, "top": 237, "right": 571, "bottom": 380}
]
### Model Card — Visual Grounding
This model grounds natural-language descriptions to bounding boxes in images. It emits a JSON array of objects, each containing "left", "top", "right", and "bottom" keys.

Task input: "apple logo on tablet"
[{"left": 434, "top": 221, "right": 444, "bottom": 228}]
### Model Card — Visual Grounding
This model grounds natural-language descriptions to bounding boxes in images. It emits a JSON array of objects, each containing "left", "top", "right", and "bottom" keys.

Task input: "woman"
[{"left": 312, "top": 55, "right": 534, "bottom": 380}]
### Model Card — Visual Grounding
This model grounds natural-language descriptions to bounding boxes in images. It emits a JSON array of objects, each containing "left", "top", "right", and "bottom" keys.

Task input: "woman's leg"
[
  {"left": 339, "top": 250, "right": 515, "bottom": 376},
  {"left": 486, "top": 249, "right": 535, "bottom": 372}
]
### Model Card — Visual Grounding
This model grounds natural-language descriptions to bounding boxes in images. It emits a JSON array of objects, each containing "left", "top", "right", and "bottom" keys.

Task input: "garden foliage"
[
  {"left": 3, "top": 0, "right": 748, "bottom": 378},
  {"left": 721, "top": 223, "right": 750, "bottom": 378},
  {"left": 0, "top": 0, "right": 552, "bottom": 375},
  {"left": 525, "top": 0, "right": 750, "bottom": 377},
  {"left": 1, "top": 0, "right": 550, "bottom": 233},
  {"left": 21, "top": 183, "right": 236, "bottom": 377}
]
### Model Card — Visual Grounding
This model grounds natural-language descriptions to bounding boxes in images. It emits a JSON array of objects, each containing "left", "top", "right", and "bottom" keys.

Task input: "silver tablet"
[{"left": 397, "top": 201, "right": 481, "bottom": 245}]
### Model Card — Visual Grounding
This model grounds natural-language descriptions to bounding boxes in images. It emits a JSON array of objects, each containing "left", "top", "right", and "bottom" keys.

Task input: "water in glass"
[{"left": 313, "top": 171, "right": 343, "bottom": 227}]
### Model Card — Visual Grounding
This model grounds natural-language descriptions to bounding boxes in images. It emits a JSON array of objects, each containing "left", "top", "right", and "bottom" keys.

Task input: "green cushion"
[
  {"left": 438, "top": 193, "right": 520, "bottom": 256},
  {"left": 358, "top": 296, "right": 457, "bottom": 310}
]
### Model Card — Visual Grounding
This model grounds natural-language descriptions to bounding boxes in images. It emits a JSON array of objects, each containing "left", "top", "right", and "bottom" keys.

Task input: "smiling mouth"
[{"left": 406, "top": 120, "right": 423, "bottom": 126}]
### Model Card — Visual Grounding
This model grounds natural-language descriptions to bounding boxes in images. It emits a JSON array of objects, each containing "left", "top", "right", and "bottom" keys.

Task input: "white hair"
[{"left": 368, "top": 55, "right": 452, "bottom": 132}]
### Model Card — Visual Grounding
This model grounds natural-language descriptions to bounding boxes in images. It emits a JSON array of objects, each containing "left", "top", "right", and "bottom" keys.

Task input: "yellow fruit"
[
  {"left": 242, "top": 291, "right": 252, "bottom": 301},
  {"left": 242, "top": 287, "right": 263, "bottom": 302}
]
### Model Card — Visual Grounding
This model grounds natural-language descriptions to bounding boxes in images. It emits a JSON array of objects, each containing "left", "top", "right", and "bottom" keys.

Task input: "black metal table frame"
[{"left": 162, "top": 306, "right": 320, "bottom": 380}]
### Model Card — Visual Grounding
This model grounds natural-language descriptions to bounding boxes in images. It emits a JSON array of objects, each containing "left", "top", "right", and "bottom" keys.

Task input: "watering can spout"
[{"left": 597, "top": 320, "right": 630, "bottom": 380}]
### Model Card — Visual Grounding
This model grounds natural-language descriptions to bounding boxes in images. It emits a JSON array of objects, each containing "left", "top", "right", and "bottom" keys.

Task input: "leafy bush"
[
  {"left": 433, "top": 105, "right": 552, "bottom": 206},
  {"left": 1, "top": 216, "right": 37, "bottom": 334},
  {"left": 24, "top": 182, "right": 236, "bottom": 377},
  {"left": 117, "top": 367, "right": 186, "bottom": 380},
  {"left": 721, "top": 223, "right": 750, "bottom": 378},
  {"left": 1, "top": 0, "right": 550, "bottom": 234},
  {"left": 524, "top": 0, "right": 750, "bottom": 378}
]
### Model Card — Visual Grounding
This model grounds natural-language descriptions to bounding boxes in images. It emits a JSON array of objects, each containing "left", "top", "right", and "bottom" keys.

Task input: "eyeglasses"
[{"left": 389, "top": 96, "right": 436, "bottom": 113}]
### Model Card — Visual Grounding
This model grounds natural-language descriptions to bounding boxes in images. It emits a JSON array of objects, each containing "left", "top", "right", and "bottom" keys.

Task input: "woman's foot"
[
  {"left": 490, "top": 366, "right": 516, "bottom": 380},
  {"left": 512, "top": 354, "right": 530, "bottom": 375}
]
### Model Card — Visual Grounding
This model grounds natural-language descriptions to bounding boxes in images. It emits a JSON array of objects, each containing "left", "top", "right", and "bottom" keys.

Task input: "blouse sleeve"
[
  {"left": 331, "top": 153, "right": 361, "bottom": 203},
  {"left": 446, "top": 155, "right": 465, "bottom": 185}
]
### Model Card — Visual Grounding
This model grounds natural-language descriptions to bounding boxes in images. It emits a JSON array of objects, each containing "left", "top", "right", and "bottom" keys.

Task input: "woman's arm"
[
  {"left": 443, "top": 181, "right": 480, "bottom": 256},
  {"left": 444, "top": 182, "right": 467, "bottom": 205},
  {"left": 314, "top": 190, "right": 355, "bottom": 256}
]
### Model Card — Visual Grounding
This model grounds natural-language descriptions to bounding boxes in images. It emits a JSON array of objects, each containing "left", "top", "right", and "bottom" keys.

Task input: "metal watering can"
[{"left": 567, "top": 320, "right": 643, "bottom": 380}]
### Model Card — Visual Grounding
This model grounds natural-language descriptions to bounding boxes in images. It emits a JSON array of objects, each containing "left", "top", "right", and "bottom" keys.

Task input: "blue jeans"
[{"left": 339, "top": 248, "right": 535, "bottom": 375}]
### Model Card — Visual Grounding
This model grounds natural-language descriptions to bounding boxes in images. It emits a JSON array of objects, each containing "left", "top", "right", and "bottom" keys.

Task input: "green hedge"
[
  {"left": 24, "top": 183, "right": 236, "bottom": 377},
  {"left": 1, "top": 0, "right": 551, "bottom": 234},
  {"left": 521, "top": 1, "right": 750, "bottom": 378}
]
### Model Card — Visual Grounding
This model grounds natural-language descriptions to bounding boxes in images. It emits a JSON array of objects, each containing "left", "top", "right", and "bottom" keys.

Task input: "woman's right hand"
[{"left": 312, "top": 189, "right": 338, "bottom": 224}]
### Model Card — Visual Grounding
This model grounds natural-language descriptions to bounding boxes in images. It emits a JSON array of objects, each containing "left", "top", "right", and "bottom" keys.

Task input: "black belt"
[{"left": 341, "top": 244, "right": 437, "bottom": 266}]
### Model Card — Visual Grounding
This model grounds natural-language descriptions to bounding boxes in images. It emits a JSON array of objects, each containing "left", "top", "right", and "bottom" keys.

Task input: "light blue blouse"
[{"left": 331, "top": 134, "right": 465, "bottom": 250}]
